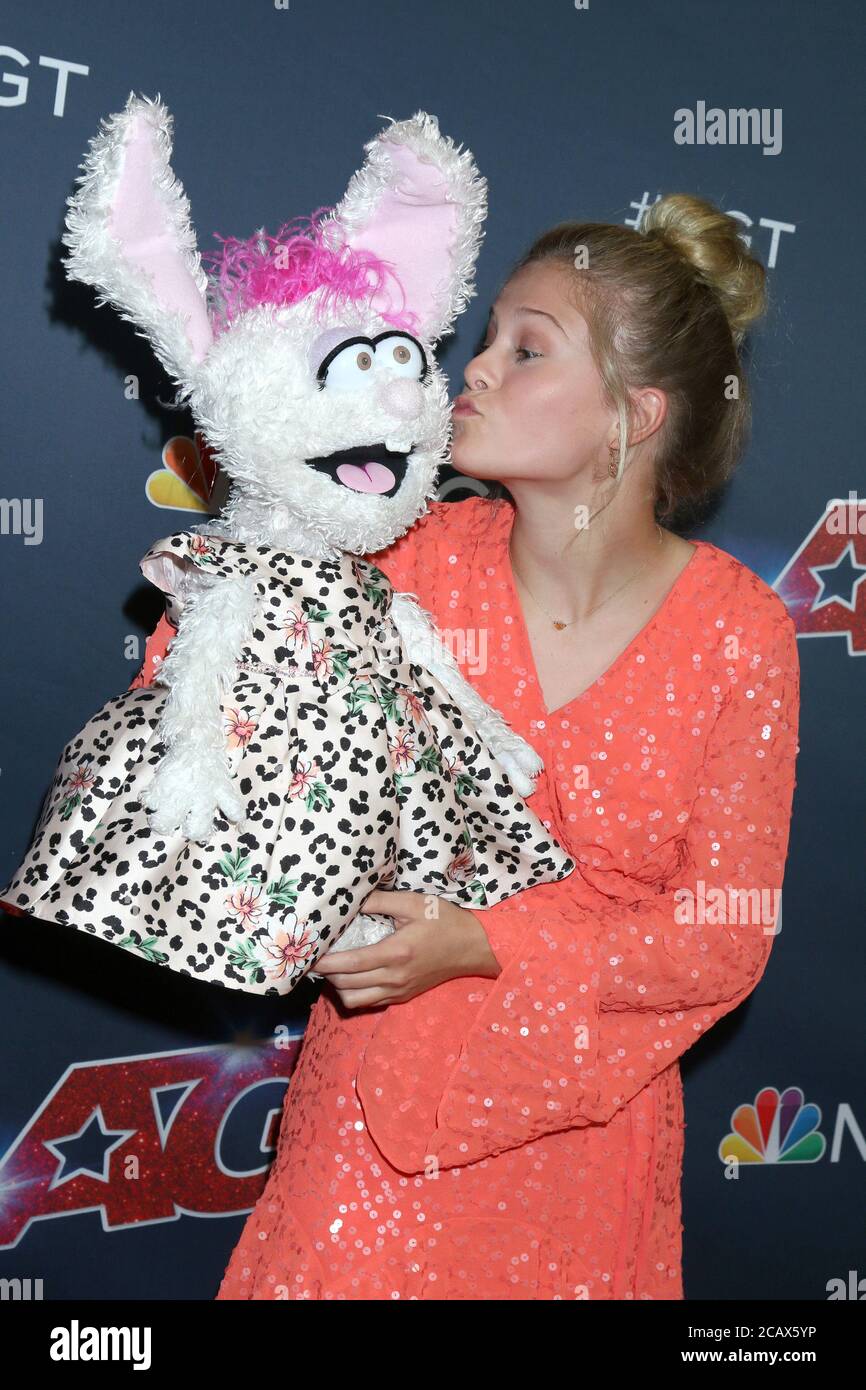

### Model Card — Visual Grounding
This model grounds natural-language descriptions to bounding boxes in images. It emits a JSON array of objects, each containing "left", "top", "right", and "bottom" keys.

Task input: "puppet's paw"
[
  {"left": 142, "top": 755, "right": 246, "bottom": 841},
  {"left": 307, "top": 913, "right": 396, "bottom": 979},
  {"left": 338, "top": 912, "right": 396, "bottom": 952},
  {"left": 495, "top": 757, "right": 535, "bottom": 799},
  {"left": 485, "top": 727, "right": 544, "bottom": 799},
  {"left": 208, "top": 768, "right": 247, "bottom": 828}
]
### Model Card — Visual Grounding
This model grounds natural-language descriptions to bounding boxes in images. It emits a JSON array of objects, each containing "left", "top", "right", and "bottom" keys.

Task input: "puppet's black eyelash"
[{"left": 315, "top": 334, "right": 431, "bottom": 388}]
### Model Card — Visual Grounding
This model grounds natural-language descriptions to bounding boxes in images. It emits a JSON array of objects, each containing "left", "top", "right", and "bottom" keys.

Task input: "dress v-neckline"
[{"left": 500, "top": 509, "right": 706, "bottom": 722}]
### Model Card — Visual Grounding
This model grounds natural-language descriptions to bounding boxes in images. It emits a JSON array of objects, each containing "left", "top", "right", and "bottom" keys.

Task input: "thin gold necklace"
[{"left": 510, "top": 523, "right": 665, "bottom": 630}]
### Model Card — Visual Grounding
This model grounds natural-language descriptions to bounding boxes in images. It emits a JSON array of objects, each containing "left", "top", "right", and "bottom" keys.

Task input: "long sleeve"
[
  {"left": 128, "top": 611, "right": 176, "bottom": 690},
  {"left": 355, "top": 608, "right": 801, "bottom": 1174}
]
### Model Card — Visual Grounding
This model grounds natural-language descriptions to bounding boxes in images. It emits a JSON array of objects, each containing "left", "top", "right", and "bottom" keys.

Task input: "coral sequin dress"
[{"left": 132, "top": 496, "right": 801, "bottom": 1300}]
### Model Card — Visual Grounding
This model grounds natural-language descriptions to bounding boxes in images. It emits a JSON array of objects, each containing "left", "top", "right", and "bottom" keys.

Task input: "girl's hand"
[{"left": 312, "top": 888, "right": 502, "bottom": 1010}]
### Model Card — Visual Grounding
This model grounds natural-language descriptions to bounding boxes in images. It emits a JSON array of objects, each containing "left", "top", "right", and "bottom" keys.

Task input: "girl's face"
[{"left": 450, "top": 260, "right": 615, "bottom": 486}]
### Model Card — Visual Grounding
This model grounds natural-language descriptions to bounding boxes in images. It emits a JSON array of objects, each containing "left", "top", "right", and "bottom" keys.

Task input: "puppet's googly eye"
[
  {"left": 373, "top": 332, "right": 428, "bottom": 381},
  {"left": 317, "top": 339, "right": 376, "bottom": 392}
]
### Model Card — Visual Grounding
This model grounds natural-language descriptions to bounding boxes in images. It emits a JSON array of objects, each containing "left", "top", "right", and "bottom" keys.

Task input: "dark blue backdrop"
[{"left": 0, "top": 0, "right": 862, "bottom": 1301}]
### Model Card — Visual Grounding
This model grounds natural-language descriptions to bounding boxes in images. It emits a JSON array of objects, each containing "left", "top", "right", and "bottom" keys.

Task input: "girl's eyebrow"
[{"left": 487, "top": 305, "right": 567, "bottom": 336}]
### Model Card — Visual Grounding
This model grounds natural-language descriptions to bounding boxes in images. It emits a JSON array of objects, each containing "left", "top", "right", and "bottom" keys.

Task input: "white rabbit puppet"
[{"left": 0, "top": 94, "right": 575, "bottom": 996}]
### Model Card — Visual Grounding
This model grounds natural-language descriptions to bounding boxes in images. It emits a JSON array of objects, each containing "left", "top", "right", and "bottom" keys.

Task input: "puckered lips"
[{"left": 305, "top": 443, "right": 412, "bottom": 497}]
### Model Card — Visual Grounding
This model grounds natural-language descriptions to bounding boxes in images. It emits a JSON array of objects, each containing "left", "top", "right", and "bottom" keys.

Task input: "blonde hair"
[{"left": 503, "top": 193, "right": 768, "bottom": 525}]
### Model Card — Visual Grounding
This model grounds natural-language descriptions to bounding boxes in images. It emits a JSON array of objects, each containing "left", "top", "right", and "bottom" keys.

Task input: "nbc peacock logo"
[
  {"left": 145, "top": 431, "right": 225, "bottom": 513},
  {"left": 719, "top": 1086, "right": 826, "bottom": 1165}
]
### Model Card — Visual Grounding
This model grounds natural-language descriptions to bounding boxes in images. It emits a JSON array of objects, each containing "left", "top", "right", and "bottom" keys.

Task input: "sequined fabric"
[{"left": 131, "top": 497, "right": 801, "bottom": 1299}]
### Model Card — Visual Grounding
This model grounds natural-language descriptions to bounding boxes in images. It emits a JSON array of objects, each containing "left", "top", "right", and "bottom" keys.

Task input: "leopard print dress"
[{"left": 0, "top": 530, "right": 575, "bottom": 997}]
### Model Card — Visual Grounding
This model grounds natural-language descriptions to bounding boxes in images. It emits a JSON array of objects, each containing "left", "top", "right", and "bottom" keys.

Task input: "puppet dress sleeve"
[{"left": 129, "top": 528, "right": 261, "bottom": 687}]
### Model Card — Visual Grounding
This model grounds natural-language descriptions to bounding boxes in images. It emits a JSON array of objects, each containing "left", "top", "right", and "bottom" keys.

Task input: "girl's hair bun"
[{"left": 641, "top": 193, "right": 767, "bottom": 345}]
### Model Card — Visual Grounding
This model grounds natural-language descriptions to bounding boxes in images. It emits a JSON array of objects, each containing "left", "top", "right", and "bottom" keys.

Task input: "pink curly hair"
[{"left": 200, "top": 206, "right": 419, "bottom": 337}]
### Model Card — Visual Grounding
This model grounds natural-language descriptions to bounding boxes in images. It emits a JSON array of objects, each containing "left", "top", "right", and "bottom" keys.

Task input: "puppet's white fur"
[{"left": 61, "top": 94, "right": 545, "bottom": 954}]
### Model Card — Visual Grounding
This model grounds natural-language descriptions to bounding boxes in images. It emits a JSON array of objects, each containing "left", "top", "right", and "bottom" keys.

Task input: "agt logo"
[
  {"left": 719, "top": 1086, "right": 863, "bottom": 1167},
  {"left": 0, "top": 1042, "right": 301, "bottom": 1248},
  {"left": 0, "top": 45, "right": 89, "bottom": 117},
  {"left": 626, "top": 192, "right": 794, "bottom": 268},
  {"left": 776, "top": 496, "right": 866, "bottom": 657}
]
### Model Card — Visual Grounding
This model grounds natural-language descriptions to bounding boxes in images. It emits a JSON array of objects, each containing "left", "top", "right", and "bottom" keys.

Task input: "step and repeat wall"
[{"left": 0, "top": 0, "right": 861, "bottom": 1300}]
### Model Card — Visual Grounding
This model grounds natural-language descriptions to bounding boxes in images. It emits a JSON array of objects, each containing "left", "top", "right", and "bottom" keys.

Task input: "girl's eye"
[{"left": 479, "top": 340, "right": 541, "bottom": 361}]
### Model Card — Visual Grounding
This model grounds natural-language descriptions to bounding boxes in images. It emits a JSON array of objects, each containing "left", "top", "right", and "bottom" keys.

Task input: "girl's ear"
[
  {"left": 324, "top": 110, "right": 488, "bottom": 346},
  {"left": 62, "top": 91, "right": 213, "bottom": 394}
]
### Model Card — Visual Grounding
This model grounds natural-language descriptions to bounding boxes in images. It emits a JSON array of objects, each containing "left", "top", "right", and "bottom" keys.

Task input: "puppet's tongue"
[{"left": 335, "top": 461, "right": 396, "bottom": 493}]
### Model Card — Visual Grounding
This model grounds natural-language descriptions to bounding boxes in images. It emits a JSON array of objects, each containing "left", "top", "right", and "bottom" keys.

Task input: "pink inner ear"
[
  {"left": 346, "top": 144, "right": 460, "bottom": 331},
  {"left": 109, "top": 117, "right": 213, "bottom": 362}
]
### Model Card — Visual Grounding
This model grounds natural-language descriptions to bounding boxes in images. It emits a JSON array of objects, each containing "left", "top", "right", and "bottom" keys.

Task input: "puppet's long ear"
[
  {"left": 62, "top": 92, "right": 213, "bottom": 393},
  {"left": 325, "top": 110, "right": 487, "bottom": 344}
]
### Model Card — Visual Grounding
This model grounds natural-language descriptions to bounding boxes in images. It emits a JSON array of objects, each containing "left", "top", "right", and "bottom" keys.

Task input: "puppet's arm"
[
  {"left": 141, "top": 572, "right": 259, "bottom": 842},
  {"left": 389, "top": 593, "right": 542, "bottom": 799}
]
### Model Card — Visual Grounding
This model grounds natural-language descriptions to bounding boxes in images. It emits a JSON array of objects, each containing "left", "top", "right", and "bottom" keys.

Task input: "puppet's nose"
[{"left": 377, "top": 376, "right": 423, "bottom": 420}]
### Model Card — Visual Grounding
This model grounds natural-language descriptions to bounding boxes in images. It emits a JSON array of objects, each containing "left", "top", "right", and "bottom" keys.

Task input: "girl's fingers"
[
  {"left": 336, "top": 988, "right": 394, "bottom": 1010},
  {"left": 320, "top": 967, "right": 392, "bottom": 991},
  {"left": 314, "top": 936, "right": 394, "bottom": 974},
  {"left": 362, "top": 888, "right": 426, "bottom": 920}
]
